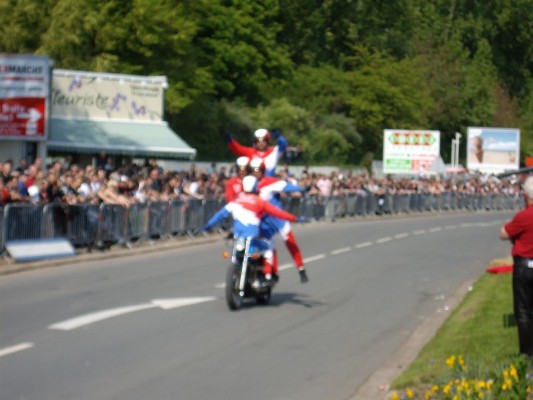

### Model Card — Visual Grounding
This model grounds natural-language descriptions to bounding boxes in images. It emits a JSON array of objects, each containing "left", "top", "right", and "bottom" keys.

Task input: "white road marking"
[
  {"left": 413, "top": 230, "right": 426, "bottom": 235},
  {"left": 48, "top": 297, "right": 215, "bottom": 331},
  {"left": 0, "top": 342, "right": 34, "bottom": 358},
  {"left": 303, "top": 254, "right": 326, "bottom": 263},
  {"left": 376, "top": 237, "right": 392, "bottom": 243},
  {"left": 460, "top": 223, "right": 475, "bottom": 227},
  {"left": 151, "top": 297, "right": 216, "bottom": 310},
  {"left": 429, "top": 227, "right": 442, "bottom": 232},
  {"left": 355, "top": 241, "right": 373, "bottom": 248},
  {"left": 331, "top": 247, "right": 352, "bottom": 255},
  {"left": 278, "top": 262, "right": 294, "bottom": 271},
  {"left": 445, "top": 225, "right": 458, "bottom": 230},
  {"left": 394, "top": 233, "right": 409, "bottom": 239}
]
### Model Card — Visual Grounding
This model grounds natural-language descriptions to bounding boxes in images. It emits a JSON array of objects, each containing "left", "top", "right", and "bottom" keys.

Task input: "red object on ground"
[
  {"left": 525, "top": 157, "right": 533, "bottom": 167},
  {"left": 487, "top": 265, "right": 513, "bottom": 274}
]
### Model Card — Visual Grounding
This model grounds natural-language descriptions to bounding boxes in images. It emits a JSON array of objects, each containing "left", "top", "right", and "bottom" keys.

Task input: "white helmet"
[
  {"left": 253, "top": 128, "right": 271, "bottom": 143},
  {"left": 242, "top": 175, "right": 258, "bottom": 193},
  {"left": 249, "top": 157, "right": 265, "bottom": 174},
  {"left": 235, "top": 156, "right": 250, "bottom": 169}
]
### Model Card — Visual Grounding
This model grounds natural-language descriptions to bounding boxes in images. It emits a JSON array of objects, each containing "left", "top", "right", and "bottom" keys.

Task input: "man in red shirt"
[{"left": 500, "top": 175, "right": 533, "bottom": 358}]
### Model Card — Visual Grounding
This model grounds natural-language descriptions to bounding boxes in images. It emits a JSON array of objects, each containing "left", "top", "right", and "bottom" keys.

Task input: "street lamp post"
[
  {"left": 451, "top": 139, "right": 456, "bottom": 168},
  {"left": 454, "top": 132, "right": 462, "bottom": 169}
]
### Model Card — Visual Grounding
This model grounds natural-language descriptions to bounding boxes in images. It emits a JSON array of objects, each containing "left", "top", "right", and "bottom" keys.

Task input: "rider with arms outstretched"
[
  {"left": 224, "top": 128, "right": 287, "bottom": 177},
  {"left": 202, "top": 175, "right": 301, "bottom": 283}
]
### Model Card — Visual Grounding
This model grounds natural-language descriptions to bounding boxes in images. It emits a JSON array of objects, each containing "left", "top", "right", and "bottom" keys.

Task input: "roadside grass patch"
[{"left": 387, "top": 261, "right": 533, "bottom": 398}]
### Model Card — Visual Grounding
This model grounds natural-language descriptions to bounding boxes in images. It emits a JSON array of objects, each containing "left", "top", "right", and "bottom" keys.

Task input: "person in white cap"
[
  {"left": 224, "top": 128, "right": 288, "bottom": 177},
  {"left": 202, "top": 175, "right": 302, "bottom": 282},
  {"left": 225, "top": 156, "right": 250, "bottom": 202}
]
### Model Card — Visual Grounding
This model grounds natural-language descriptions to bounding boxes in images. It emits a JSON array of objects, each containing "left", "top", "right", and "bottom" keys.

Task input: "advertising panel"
[
  {"left": 0, "top": 55, "right": 50, "bottom": 139},
  {"left": 383, "top": 129, "right": 441, "bottom": 174},
  {"left": 467, "top": 127, "right": 520, "bottom": 174},
  {"left": 52, "top": 70, "right": 166, "bottom": 122}
]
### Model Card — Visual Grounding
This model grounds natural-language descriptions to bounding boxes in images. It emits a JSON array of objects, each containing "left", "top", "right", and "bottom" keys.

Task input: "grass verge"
[{"left": 387, "top": 257, "right": 533, "bottom": 399}]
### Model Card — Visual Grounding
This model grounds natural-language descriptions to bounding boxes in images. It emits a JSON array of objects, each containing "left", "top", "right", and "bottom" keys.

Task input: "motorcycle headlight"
[{"left": 234, "top": 238, "right": 246, "bottom": 252}]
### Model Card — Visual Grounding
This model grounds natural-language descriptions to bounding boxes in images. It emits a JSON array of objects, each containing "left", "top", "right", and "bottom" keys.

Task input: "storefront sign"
[
  {"left": 0, "top": 55, "right": 50, "bottom": 139},
  {"left": 52, "top": 70, "right": 166, "bottom": 121}
]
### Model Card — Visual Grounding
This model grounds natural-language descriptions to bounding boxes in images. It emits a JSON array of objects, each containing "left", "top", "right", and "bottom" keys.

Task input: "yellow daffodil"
[
  {"left": 446, "top": 355, "right": 456, "bottom": 369},
  {"left": 443, "top": 384, "right": 451, "bottom": 396}
]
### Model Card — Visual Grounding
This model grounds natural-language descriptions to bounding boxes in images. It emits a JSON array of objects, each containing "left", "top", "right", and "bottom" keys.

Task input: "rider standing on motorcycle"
[
  {"left": 249, "top": 157, "right": 309, "bottom": 283},
  {"left": 224, "top": 128, "right": 287, "bottom": 177},
  {"left": 202, "top": 175, "right": 301, "bottom": 283},
  {"left": 225, "top": 156, "right": 249, "bottom": 202}
]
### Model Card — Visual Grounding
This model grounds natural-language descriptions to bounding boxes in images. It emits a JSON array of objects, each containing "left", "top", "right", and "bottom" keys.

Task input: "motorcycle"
[{"left": 224, "top": 236, "right": 274, "bottom": 311}]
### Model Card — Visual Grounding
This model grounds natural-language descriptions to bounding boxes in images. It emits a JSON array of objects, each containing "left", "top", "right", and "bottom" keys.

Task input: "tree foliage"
[{"left": 1, "top": 0, "right": 531, "bottom": 164}]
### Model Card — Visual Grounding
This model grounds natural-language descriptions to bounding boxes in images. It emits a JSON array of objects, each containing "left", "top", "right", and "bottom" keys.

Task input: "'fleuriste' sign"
[{"left": 52, "top": 70, "right": 167, "bottom": 122}]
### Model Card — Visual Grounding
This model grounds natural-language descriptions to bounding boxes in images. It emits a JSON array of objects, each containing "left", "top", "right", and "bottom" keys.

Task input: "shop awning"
[{"left": 48, "top": 119, "right": 196, "bottom": 160}]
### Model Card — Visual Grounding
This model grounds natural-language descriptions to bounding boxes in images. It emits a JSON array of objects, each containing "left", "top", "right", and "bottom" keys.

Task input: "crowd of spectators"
[{"left": 0, "top": 156, "right": 523, "bottom": 209}]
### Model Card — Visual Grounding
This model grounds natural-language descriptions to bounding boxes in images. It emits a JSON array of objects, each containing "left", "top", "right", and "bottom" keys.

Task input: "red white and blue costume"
[
  {"left": 227, "top": 131, "right": 287, "bottom": 177},
  {"left": 257, "top": 176, "right": 305, "bottom": 270},
  {"left": 203, "top": 192, "right": 297, "bottom": 275}
]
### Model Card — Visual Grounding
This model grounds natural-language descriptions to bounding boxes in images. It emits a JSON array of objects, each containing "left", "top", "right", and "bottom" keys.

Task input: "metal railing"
[{"left": 0, "top": 192, "right": 522, "bottom": 255}]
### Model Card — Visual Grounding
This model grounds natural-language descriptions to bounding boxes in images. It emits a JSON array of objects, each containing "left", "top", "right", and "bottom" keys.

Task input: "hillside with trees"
[{"left": 1, "top": 0, "right": 531, "bottom": 166}]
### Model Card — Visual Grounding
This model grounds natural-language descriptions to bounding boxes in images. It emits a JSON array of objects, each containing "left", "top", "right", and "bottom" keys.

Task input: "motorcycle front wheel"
[
  {"left": 225, "top": 265, "right": 244, "bottom": 311},
  {"left": 255, "top": 289, "right": 271, "bottom": 305}
]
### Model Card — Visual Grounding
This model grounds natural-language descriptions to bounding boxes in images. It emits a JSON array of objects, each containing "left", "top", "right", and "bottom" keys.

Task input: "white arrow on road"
[{"left": 48, "top": 297, "right": 216, "bottom": 331}]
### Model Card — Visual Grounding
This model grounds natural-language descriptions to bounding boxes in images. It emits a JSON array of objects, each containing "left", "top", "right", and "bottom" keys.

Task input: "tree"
[{"left": 0, "top": 0, "right": 54, "bottom": 53}]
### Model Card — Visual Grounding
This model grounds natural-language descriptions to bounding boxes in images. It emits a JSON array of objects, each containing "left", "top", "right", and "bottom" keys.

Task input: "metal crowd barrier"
[{"left": 0, "top": 192, "right": 523, "bottom": 255}]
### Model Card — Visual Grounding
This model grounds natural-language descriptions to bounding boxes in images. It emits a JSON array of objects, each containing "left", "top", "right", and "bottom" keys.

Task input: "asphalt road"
[{"left": 0, "top": 212, "right": 513, "bottom": 400}]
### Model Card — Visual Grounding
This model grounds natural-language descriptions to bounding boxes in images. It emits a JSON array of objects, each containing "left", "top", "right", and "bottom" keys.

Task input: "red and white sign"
[
  {"left": 0, "top": 55, "right": 50, "bottom": 139},
  {"left": 0, "top": 98, "right": 45, "bottom": 137}
]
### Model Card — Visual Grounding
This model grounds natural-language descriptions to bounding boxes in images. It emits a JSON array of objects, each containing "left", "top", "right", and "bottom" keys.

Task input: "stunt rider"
[
  {"left": 224, "top": 128, "right": 287, "bottom": 177},
  {"left": 225, "top": 156, "right": 249, "bottom": 202},
  {"left": 249, "top": 157, "right": 309, "bottom": 283},
  {"left": 202, "top": 176, "right": 301, "bottom": 283}
]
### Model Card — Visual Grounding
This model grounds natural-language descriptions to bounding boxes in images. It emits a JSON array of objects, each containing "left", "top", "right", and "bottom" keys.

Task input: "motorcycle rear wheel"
[{"left": 225, "top": 265, "right": 244, "bottom": 311}]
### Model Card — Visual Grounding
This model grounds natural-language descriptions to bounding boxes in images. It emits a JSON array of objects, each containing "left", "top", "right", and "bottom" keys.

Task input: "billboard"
[
  {"left": 0, "top": 55, "right": 51, "bottom": 140},
  {"left": 52, "top": 70, "right": 166, "bottom": 122},
  {"left": 467, "top": 127, "right": 520, "bottom": 174},
  {"left": 383, "top": 129, "right": 440, "bottom": 174}
]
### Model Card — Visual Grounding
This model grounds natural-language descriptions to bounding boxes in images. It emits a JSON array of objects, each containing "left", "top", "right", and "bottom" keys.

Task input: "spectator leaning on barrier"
[{"left": 499, "top": 175, "right": 533, "bottom": 360}]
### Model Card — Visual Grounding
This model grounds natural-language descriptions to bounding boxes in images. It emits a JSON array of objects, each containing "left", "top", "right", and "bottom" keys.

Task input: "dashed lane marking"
[
  {"left": 394, "top": 233, "right": 409, "bottom": 239},
  {"left": 331, "top": 247, "right": 352, "bottom": 255},
  {"left": 429, "top": 227, "right": 442, "bottom": 232},
  {"left": 376, "top": 237, "right": 392, "bottom": 243},
  {"left": 303, "top": 254, "right": 326, "bottom": 263},
  {"left": 355, "top": 242, "right": 373, "bottom": 248},
  {"left": 0, "top": 342, "right": 34, "bottom": 358},
  {"left": 413, "top": 230, "right": 426, "bottom": 235}
]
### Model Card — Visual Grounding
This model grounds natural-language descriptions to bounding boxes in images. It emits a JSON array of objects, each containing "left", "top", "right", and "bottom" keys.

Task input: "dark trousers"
[{"left": 513, "top": 256, "right": 533, "bottom": 357}]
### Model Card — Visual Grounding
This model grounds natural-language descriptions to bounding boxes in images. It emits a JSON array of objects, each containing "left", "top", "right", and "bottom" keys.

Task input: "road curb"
[
  {"left": 349, "top": 278, "right": 477, "bottom": 400},
  {"left": 0, "top": 234, "right": 224, "bottom": 276}
]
